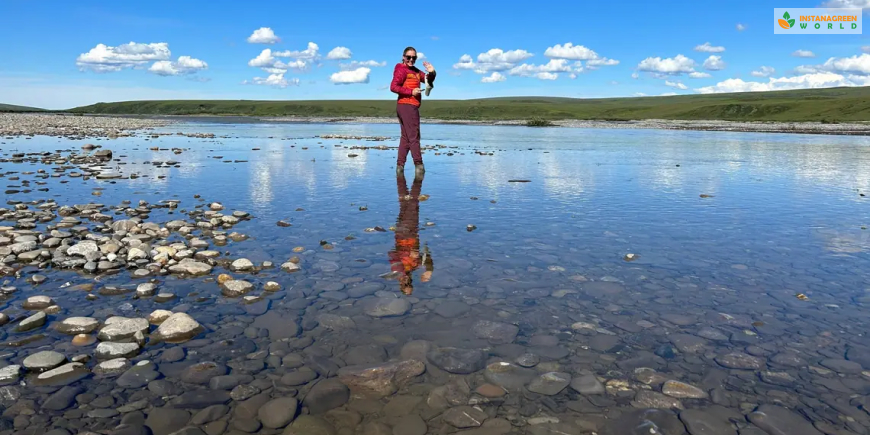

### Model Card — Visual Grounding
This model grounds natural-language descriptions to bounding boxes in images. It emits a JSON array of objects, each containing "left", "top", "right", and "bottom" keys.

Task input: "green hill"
[
  {"left": 0, "top": 103, "right": 45, "bottom": 112},
  {"left": 68, "top": 87, "right": 870, "bottom": 122}
]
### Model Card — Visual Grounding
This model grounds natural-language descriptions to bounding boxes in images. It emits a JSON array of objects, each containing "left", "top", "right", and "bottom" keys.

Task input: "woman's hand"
[
  {"left": 412, "top": 88, "right": 422, "bottom": 96},
  {"left": 423, "top": 61, "right": 435, "bottom": 73}
]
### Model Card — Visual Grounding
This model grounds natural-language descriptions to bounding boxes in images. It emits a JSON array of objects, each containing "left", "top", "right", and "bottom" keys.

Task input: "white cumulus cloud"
[
  {"left": 149, "top": 56, "right": 208, "bottom": 76},
  {"left": 245, "top": 73, "right": 299, "bottom": 88},
  {"left": 665, "top": 80, "right": 688, "bottom": 90},
  {"left": 736, "top": 23, "right": 747, "bottom": 31},
  {"left": 509, "top": 59, "right": 572, "bottom": 77},
  {"left": 703, "top": 55, "right": 726, "bottom": 71},
  {"left": 330, "top": 67, "right": 370, "bottom": 84},
  {"left": 863, "top": 46, "right": 870, "bottom": 53},
  {"left": 536, "top": 72, "right": 558, "bottom": 80},
  {"left": 694, "top": 42, "right": 725, "bottom": 53},
  {"left": 481, "top": 72, "right": 506, "bottom": 83},
  {"left": 76, "top": 42, "right": 170, "bottom": 72},
  {"left": 326, "top": 46, "right": 352, "bottom": 60},
  {"left": 750, "top": 66, "right": 775, "bottom": 77},
  {"left": 339, "top": 60, "right": 386, "bottom": 70},
  {"left": 248, "top": 49, "right": 275, "bottom": 68},
  {"left": 586, "top": 58, "right": 619, "bottom": 67},
  {"left": 793, "top": 49, "right": 816, "bottom": 58},
  {"left": 696, "top": 72, "right": 868, "bottom": 94},
  {"left": 819, "top": 0, "right": 870, "bottom": 12},
  {"left": 544, "top": 43, "right": 599, "bottom": 60},
  {"left": 820, "top": 53, "right": 870, "bottom": 74},
  {"left": 637, "top": 54, "right": 696, "bottom": 75},
  {"left": 247, "top": 27, "right": 280, "bottom": 44},
  {"left": 275, "top": 42, "right": 321, "bottom": 61},
  {"left": 453, "top": 49, "right": 533, "bottom": 73},
  {"left": 689, "top": 71, "right": 712, "bottom": 78}
]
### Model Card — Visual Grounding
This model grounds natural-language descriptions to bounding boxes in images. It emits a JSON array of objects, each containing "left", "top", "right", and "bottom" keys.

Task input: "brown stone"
[
  {"left": 475, "top": 384, "right": 506, "bottom": 398},
  {"left": 336, "top": 359, "right": 425, "bottom": 398}
]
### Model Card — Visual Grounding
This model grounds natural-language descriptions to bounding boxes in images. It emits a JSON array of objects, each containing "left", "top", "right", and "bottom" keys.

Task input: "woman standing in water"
[{"left": 390, "top": 46, "right": 435, "bottom": 178}]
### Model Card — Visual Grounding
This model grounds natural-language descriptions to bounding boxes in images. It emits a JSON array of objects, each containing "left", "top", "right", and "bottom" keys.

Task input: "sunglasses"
[{"left": 404, "top": 55, "right": 417, "bottom": 60}]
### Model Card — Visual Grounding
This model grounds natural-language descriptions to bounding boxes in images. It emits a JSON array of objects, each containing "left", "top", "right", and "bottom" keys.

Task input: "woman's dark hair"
[{"left": 403, "top": 46, "right": 417, "bottom": 56}]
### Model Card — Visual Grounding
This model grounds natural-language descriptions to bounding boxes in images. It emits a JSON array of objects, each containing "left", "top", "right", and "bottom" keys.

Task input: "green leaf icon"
[
  {"left": 784, "top": 11, "right": 790, "bottom": 20},
  {"left": 788, "top": 18, "right": 795, "bottom": 27}
]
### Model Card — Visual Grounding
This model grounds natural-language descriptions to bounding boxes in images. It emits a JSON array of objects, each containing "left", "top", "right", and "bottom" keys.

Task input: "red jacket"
[{"left": 390, "top": 63, "right": 435, "bottom": 106}]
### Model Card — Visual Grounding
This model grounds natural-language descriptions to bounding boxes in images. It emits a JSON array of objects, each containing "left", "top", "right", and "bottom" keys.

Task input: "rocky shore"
[{"left": 0, "top": 114, "right": 171, "bottom": 139}]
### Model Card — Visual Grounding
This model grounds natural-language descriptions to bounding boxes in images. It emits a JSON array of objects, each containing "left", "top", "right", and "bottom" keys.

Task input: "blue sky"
[{"left": 1, "top": 0, "right": 869, "bottom": 109}]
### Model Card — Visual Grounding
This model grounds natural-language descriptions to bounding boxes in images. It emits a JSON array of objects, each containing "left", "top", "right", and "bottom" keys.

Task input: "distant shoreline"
[
  {"left": 3, "top": 113, "right": 870, "bottom": 138},
  {"left": 115, "top": 113, "right": 870, "bottom": 136}
]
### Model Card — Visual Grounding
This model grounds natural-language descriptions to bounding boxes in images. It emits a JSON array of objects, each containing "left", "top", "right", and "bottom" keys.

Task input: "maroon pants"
[{"left": 397, "top": 103, "right": 422, "bottom": 166}]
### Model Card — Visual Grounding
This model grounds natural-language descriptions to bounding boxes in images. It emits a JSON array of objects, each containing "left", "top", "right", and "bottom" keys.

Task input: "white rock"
[
  {"left": 96, "top": 342, "right": 140, "bottom": 359},
  {"left": 281, "top": 262, "right": 300, "bottom": 272},
  {"left": 127, "top": 247, "right": 148, "bottom": 261},
  {"left": 56, "top": 317, "right": 99, "bottom": 335},
  {"left": 221, "top": 280, "right": 254, "bottom": 297},
  {"left": 136, "top": 283, "right": 157, "bottom": 297},
  {"left": 230, "top": 258, "right": 254, "bottom": 272},
  {"left": 97, "top": 317, "right": 149, "bottom": 341},
  {"left": 151, "top": 313, "right": 203, "bottom": 342},
  {"left": 148, "top": 310, "right": 173, "bottom": 324}
]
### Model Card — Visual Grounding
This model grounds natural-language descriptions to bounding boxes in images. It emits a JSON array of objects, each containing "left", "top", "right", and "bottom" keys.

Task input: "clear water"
[{"left": 1, "top": 122, "right": 870, "bottom": 435}]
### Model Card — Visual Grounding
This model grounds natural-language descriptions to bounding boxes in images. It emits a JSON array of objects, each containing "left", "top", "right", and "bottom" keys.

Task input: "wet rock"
[
  {"left": 570, "top": 374, "right": 605, "bottom": 395},
  {"left": 56, "top": 317, "right": 99, "bottom": 335},
  {"left": 748, "top": 405, "right": 822, "bottom": 435},
  {"left": 391, "top": 415, "right": 426, "bottom": 435},
  {"left": 317, "top": 314, "right": 356, "bottom": 330},
  {"left": 670, "top": 334, "right": 708, "bottom": 353},
  {"left": 136, "top": 283, "right": 157, "bottom": 297},
  {"left": 484, "top": 362, "right": 537, "bottom": 391},
  {"left": 476, "top": 383, "right": 507, "bottom": 398},
  {"left": 170, "top": 390, "right": 231, "bottom": 409},
  {"left": 527, "top": 372, "right": 571, "bottom": 395},
  {"left": 181, "top": 362, "right": 227, "bottom": 384},
  {"left": 337, "top": 359, "right": 425, "bottom": 397},
  {"left": 145, "top": 407, "right": 190, "bottom": 435},
  {"left": 759, "top": 371, "right": 795, "bottom": 387},
  {"left": 361, "top": 297, "right": 410, "bottom": 317},
  {"left": 516, "top": 353, "right": 540, "bottom": 367},
  {"left": 589, "top": 335, "right": 621, "bottom": 353},
  {"left": 258, "top": 397, "right": 299, "bottom": 428},
  {"left": 677, "top": 409, "right": 734, "bottom": 435},
  {"left": 117, "top": 363, "right": 160, "bottom": 388},
  {"left": 221, "top": 279, "right": 253, "bottom": 297},
  {"left": 42, "top": 385, "right": 84, "bottom": 411},
  {"left": 23, "top": 295, "right": 53, "bottom": 309},
  {"left": 149, "top": 310, "right": 173, "bottom": 324},
  {"left": 820, "top": 358, "right": 863, "bottom": 374},
  {"left": 151, "top": 313, "right": 203, "bottom": 342},
  {"left": 37, "top": 362, "right": 89, "bottom": 385},
  {"left": 631, "top": 390, "right": 683, "bottom": 410},
  {"left": 472, "top": 320, "right": 519, "bottom": 344},
  {"left": 281, "top": 262, "right": 301, "bottom": 272},
  {"left": 303, "top": 379, "right": 350, "bottom": 414},
  {"left": 95, "top": 358, "right": 131, "bottom": 376},
  {"left": 662, "top": 380, "right": 708, "bottom": 399},
  {"left": 96, "top": 342, "right": 140, "bottom": 359},
  {"left": 0, "top": 365, "right": 21, "bottom": 385},
  {"left": 442, "top": 406, "right": 488, "bottom": 428},
  {"left": 769, "top": 352, "right": 806, "bottom": 368},
  {"left": 715, "top": 352, "right": 765, "bottom": 370},
  {"left": 264, "top": 281, "right": 281, "bottom": 291},
  {"left": 434, "top": 300, "right": 470, "bottom": 318},
  {"left": 67, "top": 241, "right": 98, "bottom": 258},
  {"left": 343, "top": 344, "right": 387, "bottom": 366},
  {"left": 285, "top": 415, "right": 336, "bottom": 435},
  {"left": 281, "top": 368, "right": 318, "bottom": 386},
  {"left": 231, "top": 384, "right": 261, "bottom": 401},
  {"left": 209, "top": 374, "right": 253, "bottom": 390},
  {"left": 602, "top": 409, "right": 685, "bottom": 435},
  {"left": 230, "top": 258, "right": 254, "bottom": 272},
  {"left": 23, "top": 350, "right": 66, "bottom": 371},
  {"left": 697, "top": 327, "right": 729, "bottom": 341},
  {"left": 98, "top": 317, "right": 149, "bottom": 341},
  {"left": 252, "top": 311, "right": 300, "bottom": 339},
  {"left": 428, "top": 347, "right": 486, "bottom": 374},
  {"left": 16, "top": 311, "right": 46, "bottom": 331},
  {"left": 168, "top": 260, "right": 212, "bottom": 276}
]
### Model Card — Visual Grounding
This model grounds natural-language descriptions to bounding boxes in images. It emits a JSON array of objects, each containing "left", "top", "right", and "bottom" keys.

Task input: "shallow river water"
[{"left": 1, "top": 121, "right": 870, "bottom": 435}]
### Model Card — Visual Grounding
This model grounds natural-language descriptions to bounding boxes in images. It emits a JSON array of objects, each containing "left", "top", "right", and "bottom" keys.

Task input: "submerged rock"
[
  {"left": 337, "top": 359, "right": 425, "bottom": 397},
  {"left": 361, "top": 297, "right": 411, "bottom": 317},
  {"left": 427, "top": 347, "right": 486, "bottom": 374}
]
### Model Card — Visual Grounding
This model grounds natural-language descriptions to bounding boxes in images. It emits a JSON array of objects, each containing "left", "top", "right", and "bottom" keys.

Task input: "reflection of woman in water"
[{"left": 388, "top": 173, "right": 433, "bottom": 295}]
